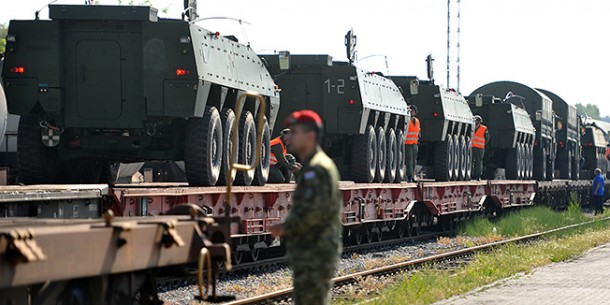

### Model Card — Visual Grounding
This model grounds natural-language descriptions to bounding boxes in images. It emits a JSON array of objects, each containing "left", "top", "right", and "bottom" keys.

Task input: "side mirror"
[
  {"left": 409, "top": 79, "right": 419, "bottom": 96},
  {"left": 475, "top": 94, "right": 483, "bottom": 107},
  {"left": 535, "top": 110, "right": 542, "bottom": 121},
  {"left": 278, "top": 50, "right": 291, "bottom": 70}
]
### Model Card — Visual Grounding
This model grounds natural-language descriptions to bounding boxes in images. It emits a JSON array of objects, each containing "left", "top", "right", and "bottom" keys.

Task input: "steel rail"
[{"left": 222, "top": 216, "right": 610, "bottom": 305}]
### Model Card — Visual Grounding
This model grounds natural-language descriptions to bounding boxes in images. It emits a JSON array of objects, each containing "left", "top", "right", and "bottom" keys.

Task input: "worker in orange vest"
[
  {"left": 404, "top": 105, "right": 420, "bottom": 182},
  {"left": 268, "top": 128, "right": 302, "bottom": 183},
  {"left": 471, "top": 115, "right": 489, "bottom": 181}
]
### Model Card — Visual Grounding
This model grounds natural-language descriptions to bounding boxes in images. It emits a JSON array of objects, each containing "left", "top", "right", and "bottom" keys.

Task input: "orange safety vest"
[
  {"left": 472, "top": 125, "right": 487, "bottom": 149},
  {"left": 405, "top": 117, "right": 420, "bottom": 145},
  {"left": 606, "top": 147, "right": 610, "bottom": 159},
  {"left": 269, "top": 136, "right": 287, "bottom": 165}
]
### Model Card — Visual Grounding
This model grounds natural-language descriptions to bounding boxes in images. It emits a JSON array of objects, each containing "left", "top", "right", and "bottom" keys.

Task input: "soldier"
[
  {"left": 268, "top": 128, "right": 302, "bottom": 183},
  {"left": 404, "top": 105, "right": 420, "bottom": 182},
  {"left": 472, "top": 115, "right": 489, "bottom": 180},
  {"left": 592, "top": 168, "right": 605, "bottom": 215},
  {"left": 269, "top": 110, "right": 342, "bottom": 305}
]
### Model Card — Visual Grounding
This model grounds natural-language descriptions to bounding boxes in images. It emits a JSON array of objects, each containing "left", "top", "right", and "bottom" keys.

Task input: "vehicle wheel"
[
  {"left": 217, "top": 109, "right": 237, "bottom": 186},
  {"left": 571, "top": 154, "right": 580, "bottom": 180},
  {"left": 351, "top": 125, "right": 377, "bottom": 183},
  {"left": 17, "top": 115, "right": 61, "bottom": 184},
  {"left": 395, "top": 129, "right": 406, "bottom": 182},
  {"left": 506, "top": 145, "right": 520, "bottom": 180},
  {"left": 559, "top": 149, "right": 572, "bottom": 180},
  {"left": 457, "top": 135, "right": 467, "bottom": 181},
  {"left": 534, "top": 147, "right": 547, "bottom": 181},
  {"left": 464, "top": 137, "right": 472, "bottom": 180},
  {"left": 384, "top": 128, "right": 398, "bottom": 183},
  {"left": 252, "top": 116, "right": 271, "bottom": 186},
  {"left": 434, "top": 135, "right": 454, "bottom": 181},
  {"left": 546, "top": 149, "right": 555, "bottom": 181},
  {"left": 525, "top": 144, "right": 533, "bottom": 179},
  {"left": 518, "top": 143, "right": 526, "bottom": 179},
  {"left": 250, "top": 248, "right": 260, "bottom": 262},
  {"left": 233, "top": 251, "right": 244, "bottom": 265},
  {"left": 185, "top": 107, "right": 223, "bottom": 186},
  {"left": 374, "top": 126, "right": 386, "bottom": 182},
  {"left": 234, "top": 111, "right": 256, "bottom": 186}
]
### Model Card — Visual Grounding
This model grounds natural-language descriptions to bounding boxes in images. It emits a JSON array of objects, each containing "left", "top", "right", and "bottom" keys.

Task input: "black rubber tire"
[
  {"left": 546, "top": 149, "right": 555, "bottom": 181},
  {"left": 559, "top": 149, "right": 572, "bottom": 180},
  {"left": 384, "top": 128, "right": 398, "bottom": 183},
  {"left": 185, "top": 106, "right": 223, "bottom": 186},
  {"left": 456, "top": 135, "right": 467, "bottom": 181},
  {"left": 234, "top": 111, "right": 256, "bottom": 186},
  {"left": 395, "top": 129, "right": 406, "bottom": 182},
  {"left": 534, "top": 147, "right": 547, "bottom": 181},
  {"left": 465, "top": 137, "right": 472, "bottom": 181},
  {"left": 526, "top": 144, "right": 534, "bottom": 179},
  {"left": 252, "top": 116, "right": 271, "bottom": 186},
  {"left": 217, "top": 108, "right": 237, "bottom": 186},
  {"left": 17, "top": 114, "right": 61, "bottom": 184},
  {"left": 351, "top": 125, "right": 377, "bottom": 183},
  {"left": 434, "top": 135, "right": 454, "bottom": 181},
  {"left": 571, "top": 153, "right": 580, "bottom": 180},
  {"left": 374, "top": 126, "right": 387, "bottom": 182},
  {"left": 518, "top": 143, "right": 525, "bottom": 179},
  {"left": 506, "top": 145, "right": 519, "bottom": 180}
]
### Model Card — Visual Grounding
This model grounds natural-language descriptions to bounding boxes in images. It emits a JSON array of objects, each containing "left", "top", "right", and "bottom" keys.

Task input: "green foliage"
[
  {"left": 576, "top": 102, "right": 601, "bottom": 119},
  {"left": 0, "top": 23, "right": 7, "bottom": 56},
  {"left": 458, "top": 206, "right": 589, "bottom": 238}
]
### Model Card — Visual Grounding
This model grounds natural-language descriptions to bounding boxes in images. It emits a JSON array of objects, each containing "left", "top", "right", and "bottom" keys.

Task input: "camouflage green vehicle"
[
  {"left": 1, "top": 2, "right": 279, "bottom": 186},
  {"left": 470, "top": 81, "right": 556, "bottom": 181},
  {"left": 390, "top": 56, "right": 475, "bottom": 181},
  {"left": 260, "top": 30, "right": 410, "bottom": 183},
  {"left": 537, "top": 89, "right": 580, "bottom": 180},
  {"left": 467, "top": 93, "right": 536, "bottom": 180}
]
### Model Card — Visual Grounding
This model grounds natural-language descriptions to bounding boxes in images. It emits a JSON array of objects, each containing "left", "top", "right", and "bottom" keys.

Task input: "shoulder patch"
[{"left": 303, "top": 170, "right": 316, "bottom": 180}]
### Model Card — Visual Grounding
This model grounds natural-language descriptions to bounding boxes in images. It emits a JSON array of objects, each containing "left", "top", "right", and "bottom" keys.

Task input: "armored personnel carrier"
[
  {"left": 467, "top": 94, "right": 536, "bottom": 180},
  {"left": 580, "top": 123, "right": 608, "bottom": 178},
  {"left": 390, "top": 56, "right": 475, "bottom": 181},
  {"left": 470, "top": 81, "right": 556, "bottom": 181},
  {"left": 1, "top": 2, "right": 279, "bottom": 186},
  {"left": 260, "top": 30, "right": 410, "bottom": 183},
  {"left": 537, "top": 89, "right": 580, "bottom": 180}
]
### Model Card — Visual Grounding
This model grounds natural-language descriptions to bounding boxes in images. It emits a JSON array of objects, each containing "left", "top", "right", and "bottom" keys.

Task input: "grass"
[{"left": 335, "top": 205, "right": 610, "bottom": 305}]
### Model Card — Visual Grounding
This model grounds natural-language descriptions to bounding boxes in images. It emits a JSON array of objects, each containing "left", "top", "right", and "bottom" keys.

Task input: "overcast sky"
[{"left": 2, "top": 0, "right": 609, "bottom": 116}]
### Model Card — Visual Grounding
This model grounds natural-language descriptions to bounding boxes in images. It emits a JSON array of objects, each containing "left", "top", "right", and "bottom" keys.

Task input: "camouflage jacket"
[{"left": 283, "top": 148, "right": 342, "bottom": 261}]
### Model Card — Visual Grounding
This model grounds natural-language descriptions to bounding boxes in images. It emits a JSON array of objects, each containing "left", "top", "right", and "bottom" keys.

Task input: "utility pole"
[{"left": 446, "top": 0, "right": 461, "bottom": 91}]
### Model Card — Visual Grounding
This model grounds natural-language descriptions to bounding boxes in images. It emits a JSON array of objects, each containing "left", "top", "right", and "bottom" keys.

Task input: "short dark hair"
[{"left": 295, "top": 122, "right": 324, "bottom": 143}]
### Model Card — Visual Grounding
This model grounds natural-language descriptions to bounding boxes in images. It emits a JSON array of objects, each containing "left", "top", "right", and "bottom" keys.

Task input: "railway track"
[{"left": 221, "top": 217, "right": 610, "bottom": 305}]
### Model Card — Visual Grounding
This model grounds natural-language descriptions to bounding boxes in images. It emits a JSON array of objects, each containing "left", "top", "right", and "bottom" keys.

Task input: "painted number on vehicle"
[{"left": 324, "top": 79, "right": 345, "bottom": 94}]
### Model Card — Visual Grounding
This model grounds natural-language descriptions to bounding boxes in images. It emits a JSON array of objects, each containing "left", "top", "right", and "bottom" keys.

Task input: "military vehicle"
[
  {"left": 0, "top": 59, "right": 7, "bottom": 150},
  {"left": 470, "top": 82, "right": 556, "bottom": 181},
  {"left": 580, "top": 123, "right": 608, "bottom": 178},
  {"left": 467, "top": 94, "right": 536, "bottom": 180},
  {"left": 537, "top": 89, "right": 580, "bottom": 180},
  {"left": 260, "top": 30, "right": 410, "bottom": 183},
  {"left": 1, "top": 1, "right": 279, "bottom": 186},
  {"left": 390, "top": 55, "right": 475, "bottom": 181}
]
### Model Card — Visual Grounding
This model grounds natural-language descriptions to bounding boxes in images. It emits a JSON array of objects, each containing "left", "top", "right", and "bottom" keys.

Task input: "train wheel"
[
  {"left": 395, "top": 129, "right": 406, "bottom": 182},
  {"left": 250, "top": 248, "right": 260, "bottom": 262},
  {"left": 252, "top": 116, "right": 271, "bottom": 186},
  {"left": 234, "top": 111, "right": 256, "bottom": 186},
  {"left": 233, "top": 251, "right": 244, "bottom": 265},
  {"left": 534, "top": 148, "right": 547, "bottom": 181},
  {"left": 384, "top": 128, "right": 398, "bottom": 183},
  {"left": 434, "top": 135, "right": 454, "bottom": 181},
  {"left": 506, "top": 145, "right": 519, "bottom": 180},
  {"left": 217, "top": 108, "right": 237, "bottom": 186},
  {"left": 457, "top": 135, "right": 467, "bottom": 180},
  {"left": 465, "top": 137, "right": 472, "bottom": 180},
  {"left": 351, "top": 125, "right": 377, "bottom": 183},
  {"left": 355, "top": 230, "right": 364, "bottom": 245},
  {"left": 374, "top": 126, "right": 387, "bottom": 182},
  {"left": 185, "top": 106, "right": 222, "bottom": 186}
]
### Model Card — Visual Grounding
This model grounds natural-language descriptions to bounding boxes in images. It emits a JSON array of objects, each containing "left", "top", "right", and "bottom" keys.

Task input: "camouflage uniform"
[{"left": 283, "top": 149, "right": 342, "bottom": 305}]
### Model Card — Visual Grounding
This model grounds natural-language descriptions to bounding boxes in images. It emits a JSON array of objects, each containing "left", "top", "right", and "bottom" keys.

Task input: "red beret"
[{"left": 284, "top": 110, "right": 323, "bottom": 128}]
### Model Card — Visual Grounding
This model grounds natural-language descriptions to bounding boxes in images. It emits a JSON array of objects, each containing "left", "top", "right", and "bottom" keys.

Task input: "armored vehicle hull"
[
  {"left": 391, "top": 77, "right": 474, "bottom": 181},
  {"left": 260, "top": 55, "right": 410, "bottom": 183},
  {"left": 470, "top": 81, "right": 556, "bottom": 181},
  {"left": 580, "top": 124, "right": 608, "bottom": 178},
  {"left": 467, "top": 94, "right": 536, "bottom": 180},
  {"left": 537, "top": 89, "right": 580, "bottom": 180},
  {"left": 1, "top": 4, "right": 279, "bottom": 186}
]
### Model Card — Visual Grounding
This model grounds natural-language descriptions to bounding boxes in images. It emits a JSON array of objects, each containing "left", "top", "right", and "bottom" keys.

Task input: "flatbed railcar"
[{"left": 0, "top": 179, "right": 600, "bottom": 263}]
